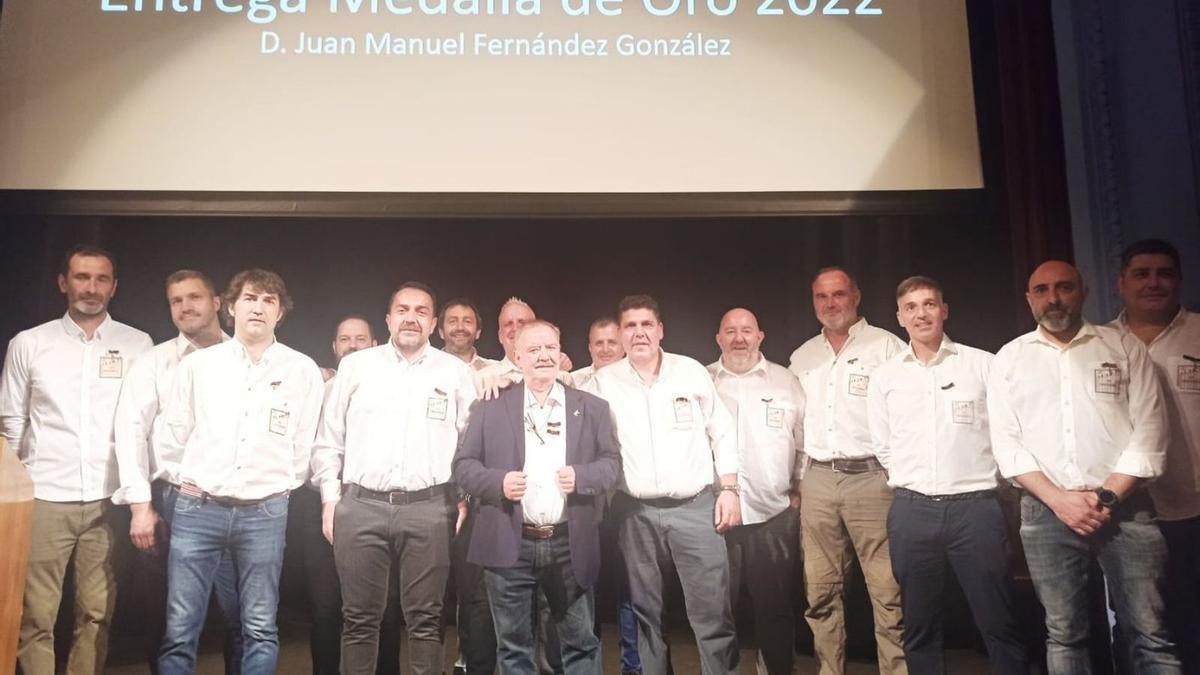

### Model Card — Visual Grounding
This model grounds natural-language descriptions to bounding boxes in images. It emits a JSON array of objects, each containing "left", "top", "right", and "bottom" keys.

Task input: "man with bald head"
[
  {"left": 708, "top": 308, "right": 804, "bottom": 675},
  {"left": 477, "top": 297, "right": 572, "bottom": 391},
  {"left": 788, "top": 267, "right": 906, "bottom": 675},
  {"left": 988, "top": 260, "right": 1180, "bottom": 673}
]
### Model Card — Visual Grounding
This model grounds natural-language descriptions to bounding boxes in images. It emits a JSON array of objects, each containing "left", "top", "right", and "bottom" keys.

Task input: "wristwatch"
[{"left": 1094, "top": 487, "right": 1119, "bottom": 510}]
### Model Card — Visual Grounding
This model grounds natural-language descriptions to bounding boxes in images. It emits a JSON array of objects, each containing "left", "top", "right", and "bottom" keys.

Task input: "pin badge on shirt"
[
  {"left": 269, "top": 408, "right": 290, "bottom": 435},
  {"left": 848, "top": 374, "right": 869, "bottom": 397},
  {"left": 951, "top": 400, "right": 975, "bottom": 425},
  {"left": 270, "top": 380, "right": 282, "bottom": 389},
  {"left": 1178, "top": 356, "right": 1200, "bottom": 392},
  {"left": 99, "top": 350, "right": 123, "bottom": 379},
  {"left": 673, "top": 396, "right": 694, "bottom": 425},
  {"left": 1094, "top": 362, "right": 1123, "bottom": 396}
]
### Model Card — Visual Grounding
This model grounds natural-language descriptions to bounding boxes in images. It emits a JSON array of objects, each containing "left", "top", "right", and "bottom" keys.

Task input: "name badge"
[
  {"left": 951, "top": 401, "right": 975, "bottom": 425},
  {"left": 269, "top": 408, "right": 290, "bottom": 436},
  {"left": 1094, "top": 363, "right": 1122, "bottom": 396},
  {"left": 673, "top": 396, "right": 693, "bottom": 425},
  {"left": 1179, "top": 363, "right": 1200, "bottom": 393},
  {"left": 765, "top": 405, "right": 784, "bottom": 429},
  {"left": 427, "top": 396, "right": 448, "bottom": 421},
  {"left": 99, "top": 353, "right": 123, "bottom": 379},
  {"left": 848, "top": 373, "right": 869, "bottom": 397}
]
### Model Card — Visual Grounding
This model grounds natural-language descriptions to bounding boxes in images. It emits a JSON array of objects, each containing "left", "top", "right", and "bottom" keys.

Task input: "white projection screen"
[{"left": 0, "top": 0, "right": 982, "bottom": 193}]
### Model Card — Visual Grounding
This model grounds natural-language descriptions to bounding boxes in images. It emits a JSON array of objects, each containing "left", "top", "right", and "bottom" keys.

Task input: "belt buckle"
[
  {"left": 387, "top": 490, "right": 408, "bottom": 505},
  {"left": 528, "top": 525, "right": 555, "bottom": 539}
]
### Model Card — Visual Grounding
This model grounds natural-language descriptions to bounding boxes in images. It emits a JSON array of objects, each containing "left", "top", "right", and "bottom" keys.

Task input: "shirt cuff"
[
  {"left": 1112, "top": 450, "right": 1164, "bottom": 480},
  {"left": 997, "top": 448, "right": 1041, "bottom": 480},
  {"left": 320, "top": 481, "right": 343, "bottom": 504},
  {"left": 111, "top": 484, "right": 152, "bottom": 505}
]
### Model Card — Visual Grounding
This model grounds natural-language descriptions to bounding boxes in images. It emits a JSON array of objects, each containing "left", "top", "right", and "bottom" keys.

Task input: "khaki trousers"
[
  {"left": 19, "top": 499, "right": 117, "bottom": 675},
  {"left": 800, "top": 466, "right": 906, "bottom": 675}
]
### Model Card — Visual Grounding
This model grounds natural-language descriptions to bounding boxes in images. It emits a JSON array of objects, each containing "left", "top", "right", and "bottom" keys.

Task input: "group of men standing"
[{"left": 1, "top": 237, "right": 1196, "bottom": 675}]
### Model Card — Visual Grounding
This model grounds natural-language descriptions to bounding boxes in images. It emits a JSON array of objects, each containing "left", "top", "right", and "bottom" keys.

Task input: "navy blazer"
[{"left": 451, "top": 383, "right": 621, "bottom": 589}]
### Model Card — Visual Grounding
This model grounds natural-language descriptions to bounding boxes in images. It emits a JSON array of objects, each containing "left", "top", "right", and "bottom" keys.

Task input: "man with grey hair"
[
  {"left": 788, "top": 266, "right": 906, "bottom": 675},
  {"left": 453, "top": 319, "right": 620, "bottom": 675},
  {"left": 112, "top": 269, "right": 242, "bottom": 675},
  {"left": 989, "top": 260, "right": 1179, "bottom": 673}
]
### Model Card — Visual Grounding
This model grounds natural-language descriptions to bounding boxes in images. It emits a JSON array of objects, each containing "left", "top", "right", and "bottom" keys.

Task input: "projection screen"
[{"left": 0, "top": 0, "right": 982, "bottom": 192}]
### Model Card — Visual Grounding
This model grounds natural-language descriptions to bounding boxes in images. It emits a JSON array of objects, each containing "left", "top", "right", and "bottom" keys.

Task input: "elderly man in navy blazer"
[{"left": 453, "top": 319, "right": 621, "bottom": 675}]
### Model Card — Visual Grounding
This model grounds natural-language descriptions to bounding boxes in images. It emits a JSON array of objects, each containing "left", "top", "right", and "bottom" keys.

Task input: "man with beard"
[
  {"left": 788, "top": 267, "right": 906, "bottom": 675},
  {"left": 1111, "top": 240, "right": 1200, "bottom": 671},
  {"left": 313, "top": 282, "right": 476, "bottom": 675},
  {"left": 112, "top": 270, "right": 241, "bottom": 675},
  {"left": 297, "top": 314, "right": 403, "bottom": 675},
  {"left": 321, "top": 315, "right": 378, "bottom": 381},
  {"left": 709, "top": 308, "right": 803, "bottom": 675},
  {"left": 439, "top": 299, "right": 495, "bottom": 372},
  {"left": 2, "top": 245, "right": 153, "bottom": 675},
  {"left": 988, "top": 260, "right": 1180, "bottom": 673}
]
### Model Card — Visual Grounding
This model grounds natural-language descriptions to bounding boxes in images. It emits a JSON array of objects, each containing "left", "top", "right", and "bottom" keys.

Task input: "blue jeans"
[
  {"left": 1019, "top": 492, "right": 1180, "bottom": 675},
  {"left": 155, "top": 482, "right": 244, "bottom": 674},
  {"left": 484, "top": 532, "right": 601, "bottom": 675},
  {"left": 158, "top": 492, "right": 290, "bottom": 675}
]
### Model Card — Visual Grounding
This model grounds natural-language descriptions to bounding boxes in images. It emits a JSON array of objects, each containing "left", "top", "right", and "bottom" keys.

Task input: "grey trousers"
[
  {"left": 613, "top": 490, "right": 739, "bottom": 675},
  {"left": 334, "top": 486, "right": 456, "bottom": 675}
]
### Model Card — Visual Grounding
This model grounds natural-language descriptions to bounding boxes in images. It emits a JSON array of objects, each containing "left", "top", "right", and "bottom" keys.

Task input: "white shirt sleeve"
[
  {"left": 157, "top": 357, "right": 197, "bottom": 470},
  {"left": 699, "top": 368, "right": 738, "bottom": 478},
  {"left": 1112, "top": 336, "right": 1169, "bottom": 478},
  {"left": 0, "top": 334, "right": 31, "bottom": 449},
  {"left": 312, "top": 363, "right": 351, "bottom": 504},
  {"left": 986, "top": 347, "right": 1041, "bottom": 479},
  {"left": 291, "top": 361, "right": 326, "bottom": 489},
  {"left": 112, "top": 352, "right": 159, "bottom": 504},
  {"left": 867, "top": 368, "right": 892, "bottom": 473}
]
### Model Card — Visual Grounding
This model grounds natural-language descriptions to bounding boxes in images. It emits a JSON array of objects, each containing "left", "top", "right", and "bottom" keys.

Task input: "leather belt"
[
  {"left": 522, "top": 523, "right": 568, "bottom": 540},
  {"left": 809, "top": 457, "right": 884, "bottom": 474},
  {"left": 177, "top": 482, "right": 287, "bottom": 507},
  {"left": 348, "top": 483, "right": 450, "bottom": 505},
  {"left": 895, "top": 487, "right": 996, "bottom": 502}
]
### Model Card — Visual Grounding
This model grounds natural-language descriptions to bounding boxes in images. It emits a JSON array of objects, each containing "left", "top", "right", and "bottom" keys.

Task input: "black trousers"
[
  {"left": 725, "top": 508, "right": 798, "bottom": 675},
  {"left": 886, "top": 491, "right": 1028, "bottom": 675},
  {"left": 454, "top": 504, "right": 497, "bottom": 675},
  {"left": 293, "top": 487, "right": 401, "bottom": 675}
]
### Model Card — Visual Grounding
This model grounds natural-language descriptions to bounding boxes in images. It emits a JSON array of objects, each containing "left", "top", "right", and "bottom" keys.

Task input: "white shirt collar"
[
  {"left": 1026, "top": 320, "right": 1099, "bottom": 349},
  {"left": 525, "top": 381, "right": 565, "bottom": 410},
  {"left": 822, "top": 316, "right": 868, "bottom": 347},
  {"left": 713, "top": 353, "right": 769, "bottom": 378},
  {"left": 61, "top": 312, "right": 113, "bottom": 342},
  {"left": 901, "top": 335, "right": 959, "bottom": 365},
  {"left": 175, "top": 331, "right": 230, "bottom": 359},
  {"left": 389, "top": 340, "right": 430, "bottom": 366}
]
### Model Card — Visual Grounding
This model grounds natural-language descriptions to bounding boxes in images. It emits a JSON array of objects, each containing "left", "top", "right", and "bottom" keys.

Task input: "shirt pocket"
[
  {"left": 1166, "top": 356, "right": 1200, "bottom": 396},
  {"left": 1086, "top": 359, "right": 1129, "bottom": 405},
  {"left": 668, "top": 393, "right": 697, "bottom": 431}
]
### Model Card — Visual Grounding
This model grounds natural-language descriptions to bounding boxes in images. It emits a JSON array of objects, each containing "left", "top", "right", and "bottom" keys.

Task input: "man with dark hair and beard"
[{"left": 988, "top": 260, "right": 1181, "bottom": 674}]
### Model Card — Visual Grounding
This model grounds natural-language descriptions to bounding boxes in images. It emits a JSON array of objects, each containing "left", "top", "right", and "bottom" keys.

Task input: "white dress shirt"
[
  {"left": 312, "top": 343, "right": 477, "bottom": 503},
  {"left": 522, "top": 383, "right": 568, "bottom": 526},
  {"left": 708, "top": 356, "right": 804, "bottom": 524},
  {"left": 585, "top": 351, "right": 737, "bottom": 499},
  {"left": 1112, "top": 309, "right": 1200, "bottom": 520},
  {"left": 466, "top": 352, "right": 495, "bottom": 372},
  {"left": 988, "top": 321, "right": 1168, "bottom": 490},
  {"left": 1, "top": 314, "right": 153, "bottom": 502},
  {"left": 158, "top": 339, "right": 324, "bottom": 499},
  {"left": 112, "top": 332, "right": 229, "bottom": 505},
  {"left": 789, "top": 318, "right": 905, "bottom": 466},
  {"left": 868, "top": 337, "right": 1000, "bottom": 495}
]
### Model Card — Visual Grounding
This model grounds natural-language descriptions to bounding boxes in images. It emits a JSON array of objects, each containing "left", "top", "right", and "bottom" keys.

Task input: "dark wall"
[{"left": 0, "top": 213, "right": 1025, "bottom": 369}]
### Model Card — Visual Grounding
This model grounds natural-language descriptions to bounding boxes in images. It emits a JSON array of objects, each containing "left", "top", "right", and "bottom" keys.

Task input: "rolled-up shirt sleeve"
[
  {"left": 112, "top": 353, "right": 158, "bottom": 504},
  {"left": 986, "top": 348, "right": 1041, "bottom": 479},
  {"left": 312, "top": 365, "right": 352, "bottom": 504},
  {"left": 1112, "top": 336, "right": 1169, "bottom": 479}
]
